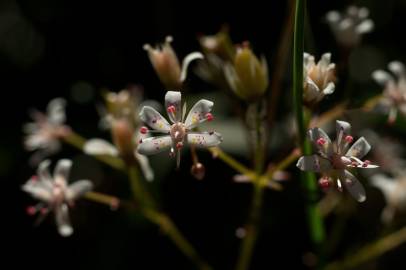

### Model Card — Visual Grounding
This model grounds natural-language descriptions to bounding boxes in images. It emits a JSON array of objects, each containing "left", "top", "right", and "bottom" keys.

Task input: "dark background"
[{"left": 1, "top": 0, "right": 405, "bottom": 269}]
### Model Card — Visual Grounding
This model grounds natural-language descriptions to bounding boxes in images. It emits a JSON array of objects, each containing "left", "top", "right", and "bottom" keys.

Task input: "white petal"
[
  {"left": 187, "top": 132, "right": 222, "bottom": 147},
  {"left": 326, "top": 11, "right": 341, "bottom": 23},
  {"left": 66, "top": 180, "right": 93, "bottom": 201},
  {"left": 184, "top": 99, "right": 214, "bottom": 129},
  {"left": 180, "top": 51, "right": 204, "bottom": 82},
  {"left": 137, "top": 135, "right": 172, "bottom": 155},
  {"left": 308, "top": 127, "right": 333, "bottom": 157},
  {"left": 336, "top": 120, "right": 351, "bottom": 153},
  {"left": 54, "top": 159, "right": 72, "bottom": 184},
  {"left": 55, "top": 204, "right": 73, "bottom": 237},
  {"left": 165, "top": 91, "right": 182, "bottom": 123},
  {"left": 22, "top": 181, "right": 53, "bottom": 202},
  {"left": 83, "top": 139, "right": 119, "bottom": 156},
  {"left": 341, "top": 170, "right": 366, "bottom": 202},
  {"left": 37, "top": 160, "right": 52, "bottom": 182},
  {"left": 388, "top": 61, "right": 406, "bottom": 77},
  {"left": 372, "top": 70, "right": 393, "bottom": 86},
  {"left": 355, "top": 19, "right": 374, "bottom": 34},
  {"left": 296, "top": 155, "right": 332, "bottom": 172},
  {"left": 304, "top": 78, "right": 322, "bottom": 102},
  {"left": 323, "top": 82, "right": 335, "bottom": 95},
  {"left": 345, "top": 137, "right": 371, "bottom": 159},
  {"left": 47, "top": 98, "right": 66, "bottom": 125},
  {"left": 135, "top": 152, "right": 154, "bottom": 181},
  {"left": 318, "top": 53, "right": 332, "bottom": 69},
  {"left": 139, "top": 106, "right": 171, "bottom": 132}
]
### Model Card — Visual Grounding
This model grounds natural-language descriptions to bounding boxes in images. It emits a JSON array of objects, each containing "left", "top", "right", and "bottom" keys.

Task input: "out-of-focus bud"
[
  {"left": 303, "top": 52, "right": 336, "bottom": 106},
  {"left": 111, "top": 118, "right": 135, "bottom": 160},
  {"left": 224, "top": 43, "right": 268, "bottom": 102},
  {"left": 191, "top": 162, "right": 205, "bottom": 180},
  {"left": 144, "top": 36, "right": 203, "bottom": 90},
  {"left": 105, "top": 90, "right": 133, "bottom": 118},
  {"left": 144, "top": 36, "right": 182, "bottom": 89},
  {"left": 198, "top": 27, "right": 235, "bottom": 61}
]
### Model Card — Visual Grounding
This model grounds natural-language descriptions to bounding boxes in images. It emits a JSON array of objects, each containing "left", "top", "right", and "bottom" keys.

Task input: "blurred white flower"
[
  {"left": 137, "top": 91, "right": 222, "bottom": 168},
  {"left": 23, "top": 98, "right": 71, "bottom": 165},
  {"left": 22, "top": 159, "right": 93, "bottom": 237},
  {"left": 326, "top": 6, "right": 374, "bottom": 48},
  {"left": 371, "top": 173, "right": 406, "bottom": 224},
  {"left": 297, "top": 120, "right": 378, "bottom": 202},
  {"left": 372, "top": 61, "right": 406, "bottom": 124},
  {"left": 303, "top": 52, "right": 336, "bottom": 105}
]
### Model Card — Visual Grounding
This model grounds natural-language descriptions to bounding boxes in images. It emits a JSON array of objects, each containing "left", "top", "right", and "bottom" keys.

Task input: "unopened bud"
[
  {"left": 225, "top": 44, "right": 268, "bottom": 102},
  {"left": 143, "top": 36, "right": 182, "bottom": 89},
  {"left": 111, "top": 118, "right": 134, "bottom": 158},
  {"left": 198, "top": 27, "right": 235, "bottom": 61},
  {"left": 191, "top": 162, "right": 205, "bottom": 180}
]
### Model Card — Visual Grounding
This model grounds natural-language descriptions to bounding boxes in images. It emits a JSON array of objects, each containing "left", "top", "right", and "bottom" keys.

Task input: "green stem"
[
  {"left": 293, "top": 0, "right": 325, "bottom": 254},
  {"left": 235, "top": 103, "right": 266, "bottom": 270}
]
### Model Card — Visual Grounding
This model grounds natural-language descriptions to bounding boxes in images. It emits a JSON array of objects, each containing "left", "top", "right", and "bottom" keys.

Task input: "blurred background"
[{"left": 1, "top": 0, "right": 405, "bottom": 269}]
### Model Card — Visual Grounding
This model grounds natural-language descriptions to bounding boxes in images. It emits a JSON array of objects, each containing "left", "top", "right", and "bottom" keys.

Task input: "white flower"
[
  {"left": 136, "top": 91, "right": 223, "bottom": 167},
  {"left": 371, "top": 173, "right": 406, "bottom": 223},
  {"left": 326, "top": 6, "right": 374, "bottom": 48},
  {"left": 303, "top": 52, "right": 336, "bottom": 104},
  {"left": 372, "top": 61, "right": 406, "bottom": 123},
  {"left": 22, "top": 159, "right": 93, "bottom": 237},
  {"left": 143, "top": 36, "right": 203, "bottom": 89},
  {"left": 23, "top": 98, "right": 71, "bottom": 165},
  {"left": 297, "top": 120, "right": 378, "bottom": 202}
]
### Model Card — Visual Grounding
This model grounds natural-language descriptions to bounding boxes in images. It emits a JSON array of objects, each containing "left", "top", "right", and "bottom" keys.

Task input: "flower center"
[
  {"left": 331, "top": 154, "right": 351, "bottom": 170},
  {"left": 170, "top": 123, "right": 186, "bottom": 144}
]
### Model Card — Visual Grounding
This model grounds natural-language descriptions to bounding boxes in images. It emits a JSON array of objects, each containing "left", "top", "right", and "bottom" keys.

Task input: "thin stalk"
[
  {"left": 235, "top": 103, "right": 266, "bottom": 270},
  {"left": 325, "top": 226, "right": 406, "bottom": 270},
  {"left": 293, "top": 0, "right": 325, "bottom": 254}
]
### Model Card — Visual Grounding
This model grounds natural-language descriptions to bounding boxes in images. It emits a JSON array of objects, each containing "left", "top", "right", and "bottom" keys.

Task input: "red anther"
[
  {"left": 140, "top": 126, "right": 148, "bottom": 134},
  {"left": 40, "top": 208, "right": 48, "bottom": 215},
  {"left": 26, "top": 206, "right": 36, "bottom": 216},
  {"left": 351, "top": 161, "right": 358, "bottom": 167},
  {"left": 30, "top": 175, "right": 38, "bottom": 183},
  {"left": 362, "top": 160, "right": 370, "bottom": 167},
  {"left": 176, "top": 142, "right": 183, "bottom": 149},
  {"left": 319, "top": 178, "right": 330, "bottom": 189},
  {"left": 317, "top": 138, "right": 326, "bottom": 146},
  {"left": 345, "top": 135, "right": 353, "bottom": 143},
  {"left": 167, "top": 105, "right": 176, "bottom": 113},
  {"left": 205, "top": 113, "right": 214, "bottom": 121}
]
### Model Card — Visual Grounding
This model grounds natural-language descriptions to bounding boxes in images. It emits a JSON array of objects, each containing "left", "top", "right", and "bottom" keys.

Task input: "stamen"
[
  {"left": 317, "top": 138, "right": 326, "bottom": 146},
  {"left": 362, "top": 160, "right": 370, "bottom": 167},
  {"left": 140, "top": 126, "right": 148, "bottom": 134},
  {"left": 30, "top": 175, "right": 38, "bottom": 183},
  {"left": 205, "top": 113, "right": 214, "bottom": 121},
  {"left": 319, "top": 177, "right": 330, "bottom": 189},
  {"left": 167, "top": 105, "right": 176, "bottom": 114},
  {"left": 176, "top": 142, "right": 183, "bottom": 149},
  {"left": 26, "top": 206, "right": 37, "bottom": 216},
  {"left": 345, "top": 135, "right": 353, "bottom": 143}
]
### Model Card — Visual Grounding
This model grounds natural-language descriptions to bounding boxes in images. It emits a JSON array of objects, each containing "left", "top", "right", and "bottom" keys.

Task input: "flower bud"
[
  {"left": 191, "top": 162, "right": 205, "bottom": 180},
  {"left": 111, "top": 118, "right": 135, "bottom": 159},
  {"left": 224, "top": 43, "right": 268, "bottom": 102},
  {"left": 198, "top": 27, "right": 235, "bottom": 61},
  {"left": 143, "top": 36, "right": 182, "bottom": 89}
]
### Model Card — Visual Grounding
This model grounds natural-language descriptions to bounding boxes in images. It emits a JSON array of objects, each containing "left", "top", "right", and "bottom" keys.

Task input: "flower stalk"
[{"left": 293, "top": 0, "right": 326, "bottom": 253}]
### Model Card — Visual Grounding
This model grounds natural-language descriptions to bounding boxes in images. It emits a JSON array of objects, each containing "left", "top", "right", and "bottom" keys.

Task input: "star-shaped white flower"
[
  {"left": 297, "top": 120, "right": 378, "bottom": 202},
  {"left": 136, "top": 91, "right": 223, "bottom": 167},
  {"left": 326, "top": 5, "right": 374, "bottom": 48},
  {"left": 372, "top": 61, "right": 406, "bottom": 123},
  {"left": 303, "top": 52, "right": 336, "bottom": 104},
  {"left": 22, "top": 159, "right": 93, "bottom": 236},
  {"left": 23, "top": 98, "right": 71, "bottom": 165}
]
